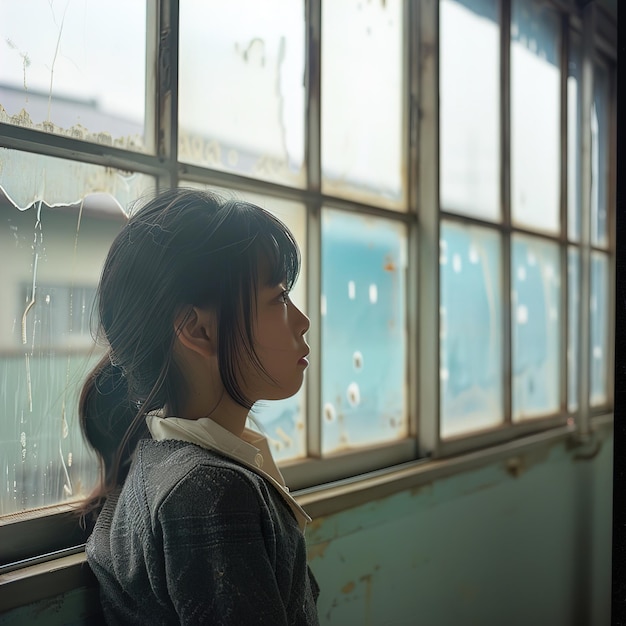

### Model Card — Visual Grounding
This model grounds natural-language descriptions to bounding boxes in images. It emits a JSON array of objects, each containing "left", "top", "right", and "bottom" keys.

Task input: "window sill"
[{"left": 294, "top": 412, "right": 613, "bottom": 519}]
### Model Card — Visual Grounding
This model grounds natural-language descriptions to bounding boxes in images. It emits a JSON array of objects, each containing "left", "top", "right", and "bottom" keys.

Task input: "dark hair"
[{"left": 78, "top": 188, "right": 300, "bottom": 516}]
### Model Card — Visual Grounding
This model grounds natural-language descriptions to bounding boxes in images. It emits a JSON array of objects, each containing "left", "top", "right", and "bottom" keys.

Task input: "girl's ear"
[{"left": 174, "top": 307, "right": 217, "bottom": 358}]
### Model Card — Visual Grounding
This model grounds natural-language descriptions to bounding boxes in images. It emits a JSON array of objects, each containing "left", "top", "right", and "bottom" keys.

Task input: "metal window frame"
[{"left": 0, "top": 0, "right": 616, "bottom": 567}]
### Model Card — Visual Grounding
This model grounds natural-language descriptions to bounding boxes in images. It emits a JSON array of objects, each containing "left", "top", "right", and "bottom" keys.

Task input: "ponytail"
[{"left": 78, "top": 353, "right": 148, "bottom": 517}]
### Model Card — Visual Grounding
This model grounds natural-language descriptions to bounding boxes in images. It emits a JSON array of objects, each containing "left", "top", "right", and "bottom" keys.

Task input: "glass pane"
[
  {"left": 440, "top": 222, "right": 503, "bottom": 438},
  {"left": 178, "top": 0, "right": 305, "bottom": 187},
  {"left": 0, "top": 1, "right": 149, "bottom": 152},
  {"left": 567, "top": 35, "right": 582, "bottom": 242},
  {"left": 321, "top": 210, "right": 407, "bottom": 453},
  {"left": 440, "top": 0, "right": 500, "bottom": 221},
  {"left": 590, "top": 252, "right": 609, "bottom": 405},
  {"left": 321, "top": 0, "right": 405, "bottom": 208},
  {"left": 0, "top": 150, "right": 154, "bottom": 517},
  {"left": 179, "top": 183, "right": 307, "bottom": 461},
  {"left": 591, "top": 63, "right": 610, "bottom": 248},
  {"left": 511, "top": 0, "right": 560, "bottom": 233},
  {"left": 511, "top": 235, "right": 561, "bottom": 419},
  {"left": 567, "top": 247, "right": 580, "bottom": 412}
]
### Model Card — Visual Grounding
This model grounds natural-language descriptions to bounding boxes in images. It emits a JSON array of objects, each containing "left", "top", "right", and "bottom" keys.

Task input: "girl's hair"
[{"left": 78, "top": 188, "right": 300, "bottom": 517}]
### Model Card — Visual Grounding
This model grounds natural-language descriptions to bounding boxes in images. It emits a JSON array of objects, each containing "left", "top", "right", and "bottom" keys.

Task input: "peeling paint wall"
[{"left": 306, "top": 428, "right": 612, "bottom": 626}]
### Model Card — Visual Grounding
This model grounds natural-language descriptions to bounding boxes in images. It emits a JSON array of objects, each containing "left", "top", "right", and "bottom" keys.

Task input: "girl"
[{"left": 79, "top": 188, "right": 320, "bottom": 625}]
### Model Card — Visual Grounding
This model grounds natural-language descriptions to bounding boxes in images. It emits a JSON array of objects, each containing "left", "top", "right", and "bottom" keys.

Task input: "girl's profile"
[{"left": 79, "top": 188, "right": 320, "bottom": 625}]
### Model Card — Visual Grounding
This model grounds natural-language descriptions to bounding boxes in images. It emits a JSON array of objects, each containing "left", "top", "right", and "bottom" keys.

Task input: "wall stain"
[
  {"left": 341, "top": 581, "right": 355, "bottom": 594},
  {"left": 307, "top": 540, "right": 330, "bottom": 560}
]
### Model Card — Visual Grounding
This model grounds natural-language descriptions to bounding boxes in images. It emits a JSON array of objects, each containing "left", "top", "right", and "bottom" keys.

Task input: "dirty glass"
[
  {"left": 321, "top": 0, "right": 405, "bottom": 208},
  {"left": 511, "top": 0, "right": 560, "bottom": 234},
  {"left": 567, "top": 247, "right": 580, "bottom": 413},
  {"left": 440, "top": 0, "right": 500, "bottom": 221},
  {"left": 0, "top": 148, "right": 154, "bottom": 516},
  {"left": 321, "top": 209, "right": 407, "bottom": 453},
  {"left": 0, "top": 1, "right": 149, "bottom": 152},
  {"left": 178, "top": 0, "right": 305, "bottom": 187},
  {"left": 180, "top": 182, "right": 308, "bottom": 461},
  {"left": 511, "top": 235, "right": 561, "bottom": 420},
  {"left": 440, "top": 222, "right": 503, "bottom": 438},
  {"left": 567, "top": 35, "right": 582, "bottom": 242},
  {"left": 591, "top": 63, "right": 609, "bottom": 248},
  {"left": 590, "top": 252, "right": 609, "bottom": 406}
]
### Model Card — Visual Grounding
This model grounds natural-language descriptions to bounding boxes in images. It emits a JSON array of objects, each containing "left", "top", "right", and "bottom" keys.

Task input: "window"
[{"left": 0, "top": 0, "right": 615, "bottom": 568}]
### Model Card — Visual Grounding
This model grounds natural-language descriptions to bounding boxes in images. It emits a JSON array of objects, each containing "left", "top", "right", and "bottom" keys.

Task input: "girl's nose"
[{"left": 293, "top": 302, "right": 310, "bottom": 335}]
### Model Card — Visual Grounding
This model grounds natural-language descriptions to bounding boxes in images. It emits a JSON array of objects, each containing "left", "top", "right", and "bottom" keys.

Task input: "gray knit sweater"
[{"left": 87, "top": 439, "right": 320, "bottom": 625}]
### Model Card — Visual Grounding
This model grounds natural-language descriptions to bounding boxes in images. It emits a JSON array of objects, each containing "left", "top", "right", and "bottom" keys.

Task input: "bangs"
[
  {"left": 232, "top": 201, "right": 301, "bottom": 291},
  {"left": 254, "top": 216, "right": 301, "bottom": 290}
]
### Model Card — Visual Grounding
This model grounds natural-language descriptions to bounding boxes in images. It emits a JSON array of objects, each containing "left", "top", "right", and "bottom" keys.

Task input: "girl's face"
[{"left": 244, "top": 282, "right": 310, "bottom": 402}]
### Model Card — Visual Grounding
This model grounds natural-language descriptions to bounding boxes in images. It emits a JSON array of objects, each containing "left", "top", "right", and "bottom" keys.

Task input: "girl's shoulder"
[{"left": 130, "top": 438, "right": 273, "bottom": 515}]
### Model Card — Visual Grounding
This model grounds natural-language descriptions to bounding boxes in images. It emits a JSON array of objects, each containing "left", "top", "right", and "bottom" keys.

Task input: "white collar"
[{"left": 145, "top": 412, "right": 311, "bottom": 531}]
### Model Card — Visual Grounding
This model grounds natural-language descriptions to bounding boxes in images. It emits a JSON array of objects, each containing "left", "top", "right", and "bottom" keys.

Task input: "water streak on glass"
[
  {"left": 440, "top": 222, "right": 503, "bottom": 438},
  {"left": 321, "top": 0, "right": 405, "bottom": 208},
  {"left": 567, "top": 36, "right": 582, "bottom": 242},
  {"left": 178, "top": 0, "right": 305, "bottom": 187},
  {"left": 567, "top": 247, "right": 580, "bottom": 413},
  {"left": 321, "top": 210, "right": 407, "bottom": 453},
  {"left": 590, "top": 252, "right": 609, "bottom": 406},
  {"left": 440, "top": 0, "right": 500, "bottom": 221},
  {"left": 0, "top": 1, "right": 148, "bottom": 152},
  {"left": 512, "top": 235, "right": 561, "bottom": 420},
  {"left": 0, "top": 148, "right": 154, "bottom": 516},
  {"left": 591, "top": 64, "right": 609, "bottom": 248},
  {"left": 511, "top": 0, "right": 560, "bottom": 234}
]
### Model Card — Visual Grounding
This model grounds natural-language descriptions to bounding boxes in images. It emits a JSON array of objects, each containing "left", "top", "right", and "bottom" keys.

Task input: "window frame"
[{"left": 0, "top": 0, "right": 616, "bottom": 571}]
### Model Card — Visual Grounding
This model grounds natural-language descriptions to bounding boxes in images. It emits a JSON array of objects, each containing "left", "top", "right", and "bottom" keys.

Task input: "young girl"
[{"left": 79, "top": 188, "right": 320, "bottom": 625}]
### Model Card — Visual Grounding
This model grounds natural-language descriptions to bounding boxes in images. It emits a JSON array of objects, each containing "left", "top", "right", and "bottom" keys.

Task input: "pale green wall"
[
  {"left": 0, "top": 425, "right": 613, "bottom": 626},
  {"left": 306, "top": 427, "right": 613, "bottom": 626}
]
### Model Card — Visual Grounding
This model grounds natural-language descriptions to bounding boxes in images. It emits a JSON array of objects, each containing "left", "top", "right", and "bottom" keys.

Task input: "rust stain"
[
  {"left": 307, "top": 540, "right": 330, "bottom": 560},
  {"left": 341, "top": 581, "right": 355, "bottom": 594},
  {"left": 359, "top": 573, "right": 373, "bottom": 610},
  {"left": 383, "top": 260, "right": 396, "bottom": 272},
  {"left": 410, "top": 482, "right": 433, "bottom": 497}
]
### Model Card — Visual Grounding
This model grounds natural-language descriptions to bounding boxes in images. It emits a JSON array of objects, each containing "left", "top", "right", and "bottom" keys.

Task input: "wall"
[
  {"left": 0, "top": 424, "right": 613, "bottom": 626},
  {"left": 306, "top": 425, "right": 613, "bottom": 626}
]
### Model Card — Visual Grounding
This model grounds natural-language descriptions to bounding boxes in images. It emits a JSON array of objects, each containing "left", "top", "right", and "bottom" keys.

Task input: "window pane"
[
  {"left": 321, "top": 0, "right": 405, "bottom": 208},
  {"left": 567, "top": 247, "right": 580, "bottom": 412},
  {"left": 321, "top": 210, "right": 407, "bottom": 453},
  {"left": 511, "top": 235, "right": 561, "bottom": 419},
  {"left": 0, "top": 1, "right": 149, "bottom": 152},
  {"left": 590, "top": 252, "right": 609, "bottom": 405},
  {"left": 0, "top": 149, "right": 154, "bottom": 516},
  {"left": 567, "top": 35, "right": 582, "bottom": 242},
  {"left": 180, "top": 182, "right": 308, "bottom": 461},
  {"left": 178, "top": 0, "right": 305, "bottom": 187},
  {"left": 511, "top": 0, "right": 560, "bottom": 233},
  {"left": 591, "top": 63, "right": 610, "bottom": 248},
  {"left": 440, "top": 0, "right": 500, "bottom": 221},
  {"left": 440, "top": 222, "right": 503, "bottom": 438}
]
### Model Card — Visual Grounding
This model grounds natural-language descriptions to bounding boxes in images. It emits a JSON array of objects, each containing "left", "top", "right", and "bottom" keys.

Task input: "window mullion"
[
  {"left": 577, "top": 0, "right": 595, "bottom": 440},
  {"left": 305, "top": 0, "right": 322, "bottom": 458},
  {"left": 559, "top": 14, "right": 569, "bottom": 415},
  {"left": 305, "top": 0, "right": 321, "bottom": 194},
  {"left": 416, "top": 0, "right": 440, "bottom": 456},
  {"left": 501, "top": 0, "right": 512, "bottom": 426},
  {"left": 159, "top": 0, "right": 179, "bottom": 188}
]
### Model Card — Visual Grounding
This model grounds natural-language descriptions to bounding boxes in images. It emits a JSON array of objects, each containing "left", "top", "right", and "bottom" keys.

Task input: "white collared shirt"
[{"left": 146, "top": 412, "right": 311, "bottom": 532}]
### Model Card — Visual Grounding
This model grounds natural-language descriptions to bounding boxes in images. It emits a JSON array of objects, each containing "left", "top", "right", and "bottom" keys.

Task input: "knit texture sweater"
[{"left": 87, "top": 439, "right": 320, "bottom": 625}]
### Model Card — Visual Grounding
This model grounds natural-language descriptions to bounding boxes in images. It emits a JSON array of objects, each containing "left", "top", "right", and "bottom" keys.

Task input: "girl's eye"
[{"left": 279, "top": 290, "right": 290, "bottom": 304}]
